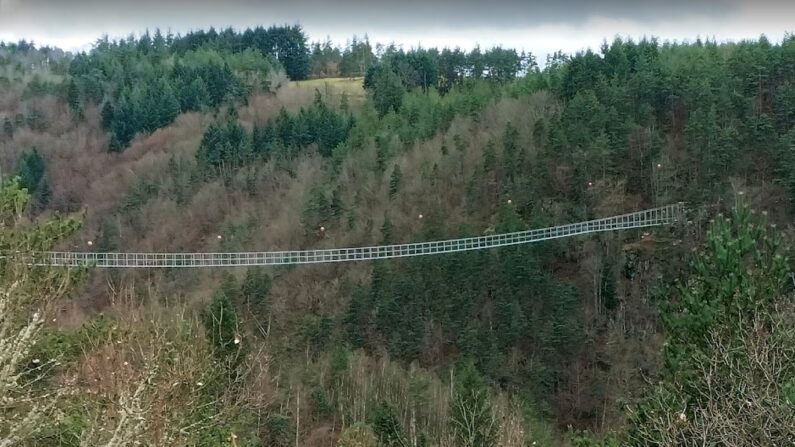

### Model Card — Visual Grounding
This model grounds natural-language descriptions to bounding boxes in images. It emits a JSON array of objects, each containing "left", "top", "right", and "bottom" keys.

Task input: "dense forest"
[{"left": 1, "top": 26, "right": 795, "bottom": 446}]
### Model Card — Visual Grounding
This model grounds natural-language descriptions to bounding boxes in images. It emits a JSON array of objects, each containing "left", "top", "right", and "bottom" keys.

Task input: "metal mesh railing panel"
[{"left": 26, "top": 203, "right": 683, "bottom": 268}]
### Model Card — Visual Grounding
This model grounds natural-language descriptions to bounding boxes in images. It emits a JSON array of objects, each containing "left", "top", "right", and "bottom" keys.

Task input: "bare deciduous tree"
[{"left": 628, "top": 310, "right": 795, "bottom": 445}]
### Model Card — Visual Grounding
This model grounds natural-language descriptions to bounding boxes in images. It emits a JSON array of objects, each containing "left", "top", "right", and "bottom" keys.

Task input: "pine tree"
[
  {"left": 204, "top": 63, "right": 231, "bottom": 107},
  {"left": 202, "top": 291, "right": 246, "bottom": 376},
  {"left": 66, "top": 79, "right": 84, "bottom": 120},
  {"left": 240, "top": 267, "right": 271, "bottom": 321},
  {"left": 0, "top": 180, "right": 81, "bottom": 444},
  {"left": 388, "top": 164, "right": 402, "bottom": 197},
  {"left": 482, "top": 140, "right": 496, "bottom": 172},
  {"left": 158, "top": 79, "right": 181, "bottom": 128},
  {"left": 100, "top": 101, "right": 114, "bottom": 130},
  {"left": 370, "top": 402, "right": 407, "bottom": 447},
  {"left": 779, "top": 128, "right": 795, "bottom": 207},
  {"left": 368, "top": 65, "right": 404, "bottom": 117},
  {"left": 196, "top": 122, "right": 225, "bottom": 170},
  {"left": 628, "top": 203, "right": 794, "bottom": 444},
  {"left": 380, "top": 215, "right": 394, "bottom": 244},
  {"left": 344, "top": 287, "right": 369, "bottom": 349},
  {"left": 465, "top": 46, "right": 483, "bottom": 79},
  {"left": 195, "top": 120, "right": 251, "bottom": 174},
  {"left": 449, "top": 361, "right": 497, "bottom": 447},
  {"left": 25, "top": 108, "right": 46, "bottom": 132},
  {"left": 337, "top": 423, "right": 378, "bottom": 447},
  {"left": 264, "top": 414, "right": 292, "bottom": 447},
  {"left": 330, "top": 187, "right": 344, "bottom": 218},
  {"left": 313, "top": 100, "right": 348, "bottom": 156},
  {"left": 252, "top": 123, "right": 276, "bottom": 157},
  {"left": 15, "top": 149, "right": 45, "bottom": 193},
  {"left": 36, "top": 178, "right": 51, "bottom": 207},
  {"left": 502, "top": 122, "right": 520, "bottom": 182},
  {"left": 340, "top": 91, "right": 349, "bottom": 113},
  {"left": 108, "top": 133, "right": 122, "bottom": 153},
  {"left": 301, "top": 186, "right": 332, "bottom": 230},
  {"left": 110, "top": 94, "right": 140, "bottom": 149},
  {"left": 2, "top": 117, "right": 12, "bottom": 139},
  {"left": 179, "top": 77, "right": 211, "bottom": 112}
]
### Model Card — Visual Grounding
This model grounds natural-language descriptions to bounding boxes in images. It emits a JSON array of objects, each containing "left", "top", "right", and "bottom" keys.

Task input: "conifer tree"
[
  {"left": 240, "top": 267, "right": 271, "bottom": 321},
  {"left": 0, "top": 180, "right": 81, "bottom": 444},
  {"left": 388, "top": 164, "right": 402, "bottom": 197},
  {"left": 2, "top": 117, "right": 12, "bottom": 139},
  {"left": 158, "top": 79, "right": 181, "bottom": 128},
  {"left": 628, "top": 203, "right": 795, "bottom": 444},
  {"left": 179, "top": 77, "right": 211, "bottom": 112},
  {"left": 15, "top": 149, "right": 45, "bottom": 193},
  {"left": 100, "top": 101, "right": 114, "bottom": 130},
  {"left": 367, "top": 65, "right": 404, "bottom": 117},
  {"left": 66, "top": 79, "right": 84, "bottom": 120},
  {"left": 449, "top": 361, "right": 497, "bottom": 447}
]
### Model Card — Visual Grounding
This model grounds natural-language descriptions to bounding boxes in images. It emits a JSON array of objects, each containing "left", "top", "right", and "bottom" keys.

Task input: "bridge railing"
[{"left": 20, "top": 203, "right": 684, "bottom": 268}]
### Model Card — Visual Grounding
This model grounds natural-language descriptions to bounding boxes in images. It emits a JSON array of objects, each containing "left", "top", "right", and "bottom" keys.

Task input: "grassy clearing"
[{"left": 292, "top": 77, "right": 367, "bottom": 109}]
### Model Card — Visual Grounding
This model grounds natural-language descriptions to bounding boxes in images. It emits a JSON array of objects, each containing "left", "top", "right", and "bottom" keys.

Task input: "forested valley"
[{"left": 2, "top": 27, "right": 795, "bottom": 446}]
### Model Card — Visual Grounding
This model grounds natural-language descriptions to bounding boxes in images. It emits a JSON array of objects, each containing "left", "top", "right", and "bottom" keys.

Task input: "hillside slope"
[{"left": 2, "top": 34, "right": 795, "bottom": 445}]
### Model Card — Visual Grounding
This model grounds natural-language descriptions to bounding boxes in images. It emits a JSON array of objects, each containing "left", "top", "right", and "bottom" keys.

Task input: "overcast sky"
[{"left": 1, "top": 0, "right": 794, "bottom": 60}]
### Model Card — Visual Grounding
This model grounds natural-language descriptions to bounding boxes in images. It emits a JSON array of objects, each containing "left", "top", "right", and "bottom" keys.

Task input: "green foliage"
[
  {"left": 482, "top": 47, "right": 523, "bottom": 83},
  {"left": 22, "top": 74, "right": 59, "bottom": 99},
  {"left": 449, "top": 361, "right": 498, "bottom": 447},
  {"left": 202, "top": 291, "right": 246, "bottom": 376},
  {"left": 358, "top": 45, "right": 527, "bottom": 95},
  {"left": 311, "top": 387, "right": 333, "bottom": 419},
  {"left": 108, "top": 77, "right": 191, "bottom": 148},
  {"left": 0, "top": 180, "right": 83, "bottom": 444},
  {"left": 2, "top": 117, "right": 12, "bottom": 139},
  {"left": 344, "top": 286, "right": 370, "bottom": 349},
  {"left": 502, "top": 122, "right": 519, "bottom": 163},
  {"left": 302, "top": 184, "right": 339, "bottom": 231},
  {"left": 481, "top": 140, "right": 496, "bottom": 173},
  {"left": 100, "top": 101, "right": 114, "bottom": 130},
  {"left": 600, "top": 256, "right": 618, "bottom": 312},
  {"left": 337, "top": 422, "right": 378, "bottom": 447},
  {"left": 196, "top": 119, "right": 251, "bottom": 176},
  {"left": 15, "top": 149, "right": 45, "bottom": 193},
  {"left": 28, "top": 315, "right": 113, "bottom": 371},
  {"left": 24, "top": 108, "right": 47, "bottom": 132},
  {"left": 351, "top": 205, "right": 581, "bottom": 410},
  {"left": 388, "top": 164, "right": 402, "bottom": 197},
  {"left": 367, "top": 65, "right": 405, "bottom": 117},
  {"left": 778, "top": 127, "right": 795, "bottom": 207},
  {"left": 14, "top": 29, "right": 795, "bottom": 443},
  {"left": 31, "top": 401, "right": 90, "bottom": 447},
  {"left": 167, "top": 25, "right": 310, "bottom": 79},
  {"left": 120, "top": 178, "right": 159, "bottom": 212},
  {"left": 662, "top": 203, "right": 788, "bottom": 371},
  {"left": 178, "top": 76, "right": 211, "bottom": 112},
  {"left": 570, "top": 430, "right": 621, "bottom": 447},
  {"left": 69, "top": 33, "right": 279, "bottom": 150},
  {"left": 329, "top": 344, "right": 351, "bottom": 380},
  {"left": 370, "top": 402, "right": 407, "bottom": 446},
  {"left": 0, "top": 179, "right": 81, "bottom": 252},
  {"left": 253, "top": 96, "right": 352, "bottom": 158},
  {"left": 66, "top": 79, "right": 83, "bottom": 120},
  {"left": 240, "top": 267, "right": 271, "bottom": 322},
  {"left": 264, "top": 413, "right": 293, "bottom": 447},
  {"left": 299, "top": 315, "right": 333, "bottom": 356},
  {"left": 627, "top": 203, "right": 794, "bottom": 444}
]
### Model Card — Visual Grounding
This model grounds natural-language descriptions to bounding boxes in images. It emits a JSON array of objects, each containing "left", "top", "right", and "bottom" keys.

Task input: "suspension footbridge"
[{"left": 23, "top": 203, "right": 684, "bottom": 268}]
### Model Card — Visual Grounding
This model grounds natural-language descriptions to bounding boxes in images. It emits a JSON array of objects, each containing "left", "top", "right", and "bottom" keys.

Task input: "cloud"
[
  {"left": 0, "top": 0, "right": 791, "bottom": 55},
  {"left": 0, "top": 0, "right": 19, "bottom": 12}
]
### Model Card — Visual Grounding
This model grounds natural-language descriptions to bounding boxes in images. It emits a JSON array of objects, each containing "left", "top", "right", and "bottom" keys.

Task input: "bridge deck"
[{"left": 22, "top": 203, "right": 684, "bottom": 268}]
